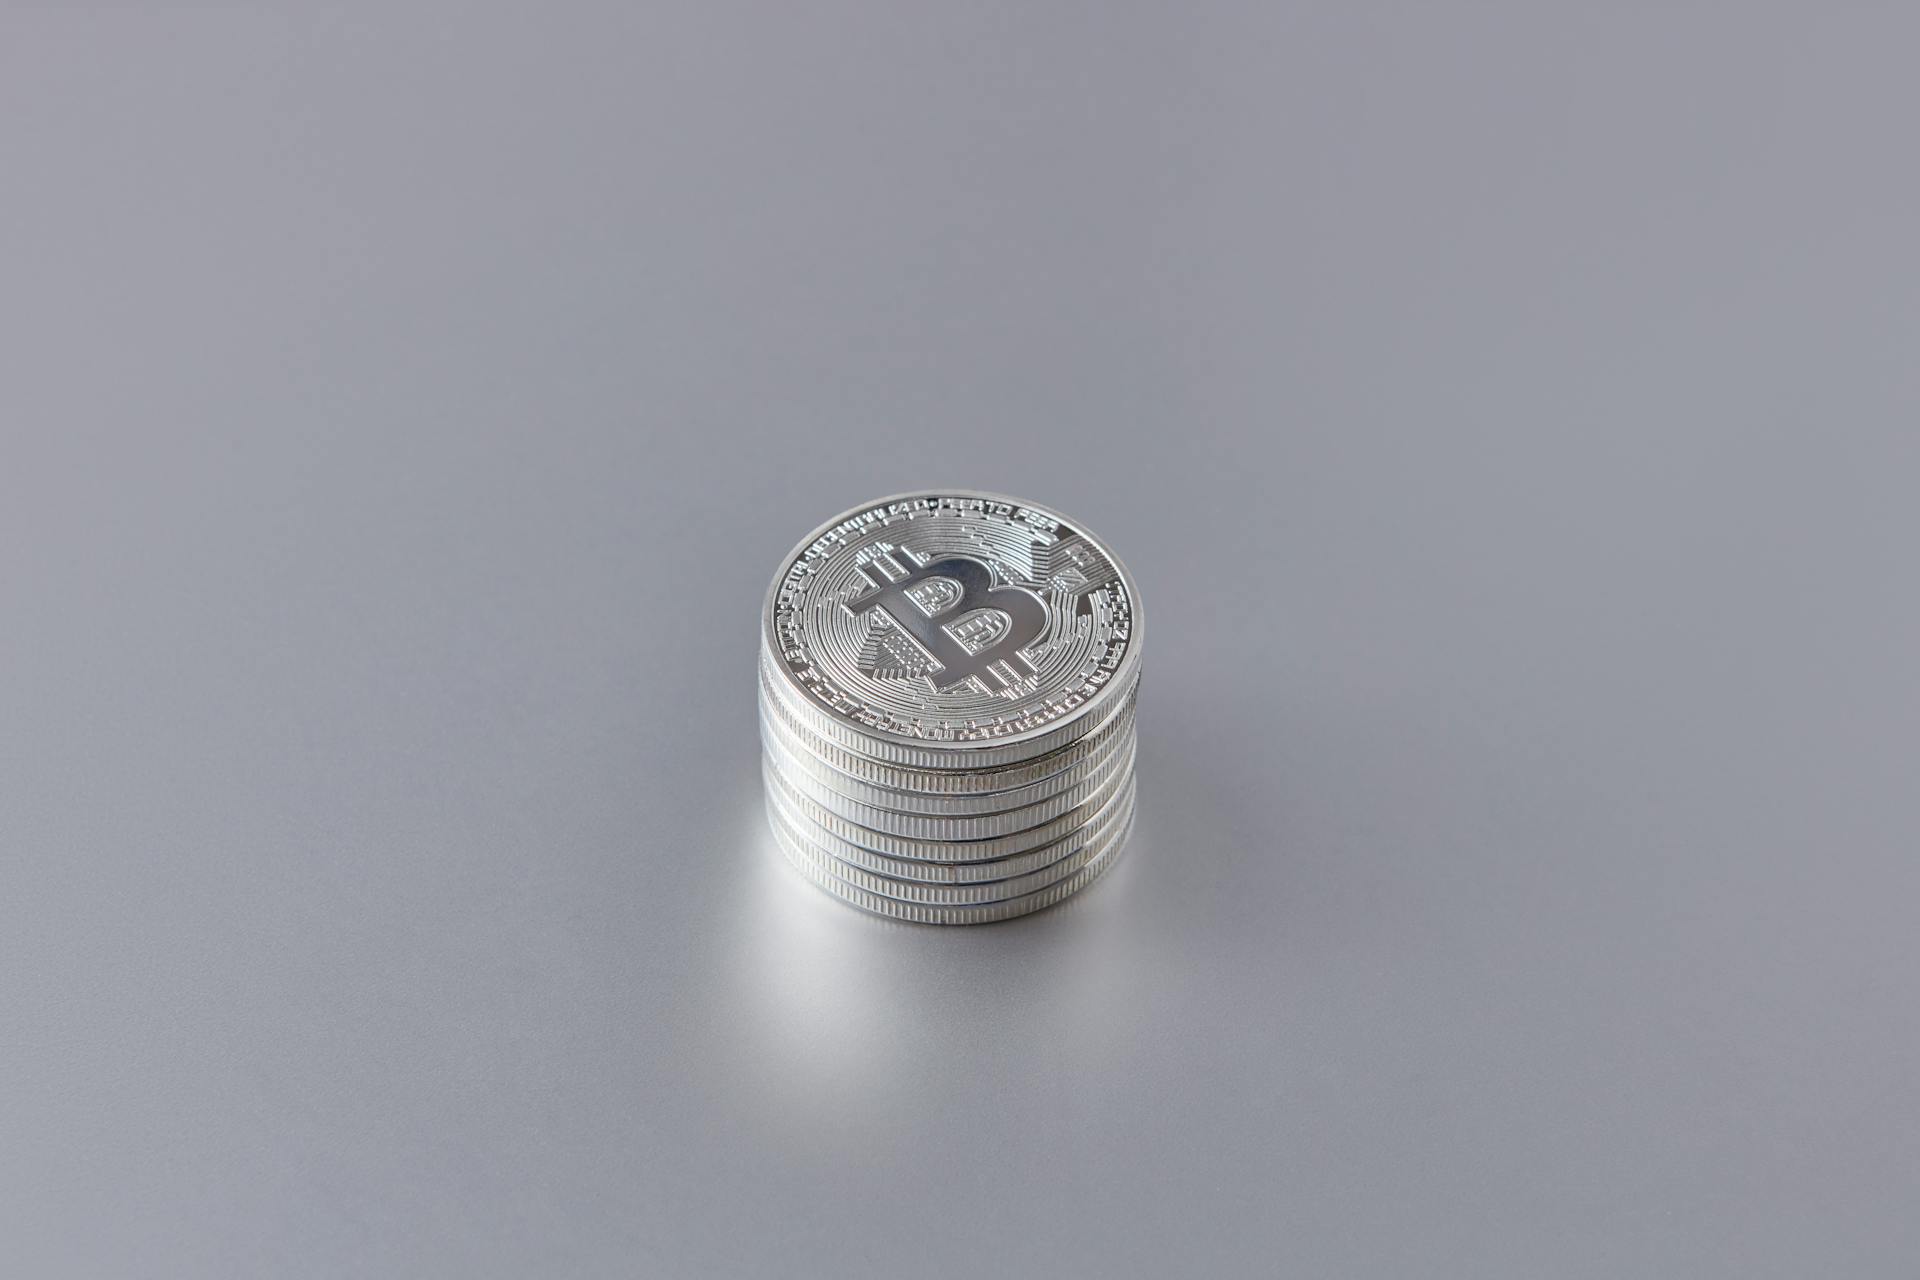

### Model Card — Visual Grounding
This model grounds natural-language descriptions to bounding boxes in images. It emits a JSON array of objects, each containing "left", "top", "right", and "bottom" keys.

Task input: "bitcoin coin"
[
  {"left": 760, "top": 492, "right": 1141, "bottom": 769},
  {"left": 758, "top": 492, "right": 1143, "bottom": 923}
]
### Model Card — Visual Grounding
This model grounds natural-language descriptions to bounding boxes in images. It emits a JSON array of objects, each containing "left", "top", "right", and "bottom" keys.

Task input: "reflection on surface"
[{"left": 713, "top": 776, "right": 1158, "bottom": 1141}]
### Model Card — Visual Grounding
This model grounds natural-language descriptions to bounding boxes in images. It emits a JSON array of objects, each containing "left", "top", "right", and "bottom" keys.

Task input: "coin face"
[{"left": 762, "top": 492, "right": 1141, "bottom": 752}]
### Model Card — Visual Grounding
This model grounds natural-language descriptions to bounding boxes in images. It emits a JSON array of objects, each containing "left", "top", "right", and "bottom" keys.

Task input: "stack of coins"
[{"left": 759, "top": 491, "right": 1143, "bottom": 924}]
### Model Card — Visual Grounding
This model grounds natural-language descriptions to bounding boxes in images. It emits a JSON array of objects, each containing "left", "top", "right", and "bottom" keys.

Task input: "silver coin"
[
  {"left": 758, "top": 659, "right": 1140, "bottom": 795},
  {"left": 762, "top": 752, "right": 1136, "bottom": 862},
  {"left": 768, "top": 780, "right": 1135, "bottom": 906},
  {"left": 759, "top": 701, "right": 1134, "bottom": 815},
  {"left": 773, "top": 801, "right": 1137, "bottom": 925},
  {"left": 760, "top": 492, "right": 1142, "bottom": 769},
  {"left": 763, "top": 729, "right": 1136, "bottom": 840},
  {"left": 765, "top": 770, "right": 1137, "bottom": 884}
]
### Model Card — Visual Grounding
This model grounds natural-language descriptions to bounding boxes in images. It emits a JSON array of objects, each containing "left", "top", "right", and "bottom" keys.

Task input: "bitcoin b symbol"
[{"left": 846, "top": 551, "right": 1048, "bottom": 695}]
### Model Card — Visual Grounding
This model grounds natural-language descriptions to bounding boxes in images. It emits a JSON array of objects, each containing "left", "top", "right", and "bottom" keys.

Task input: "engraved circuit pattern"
[{"left": 768, "top": 495, "right": 1137, "bottom": 744}]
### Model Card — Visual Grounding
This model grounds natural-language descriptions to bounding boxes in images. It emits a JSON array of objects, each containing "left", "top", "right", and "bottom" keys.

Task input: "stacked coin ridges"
[{"left": 758, "top": 491, "right": 1142, "bottom": 924}]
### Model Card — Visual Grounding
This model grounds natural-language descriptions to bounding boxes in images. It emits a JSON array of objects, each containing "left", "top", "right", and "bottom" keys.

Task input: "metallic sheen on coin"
[{"left": 758, "top": 491, "right": 1143, "bottom": 923}]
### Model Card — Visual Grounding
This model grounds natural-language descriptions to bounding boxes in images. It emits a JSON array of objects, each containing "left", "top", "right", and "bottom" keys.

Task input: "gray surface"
[{"left": 4, "top": 4, "right": 1918, "bottom": 1276}]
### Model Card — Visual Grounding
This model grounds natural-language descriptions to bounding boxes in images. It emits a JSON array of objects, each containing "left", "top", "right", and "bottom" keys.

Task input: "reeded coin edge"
[
  {"left": 773, "top": 804, "right": 1136, "bottom": 925},
  {"left": 767, "top": 784, "right": 1134, "bottom": 906},
  {"left": 761, "top": 746, "right": 1136, "bottom": 863},
  {"left": 763, "top": 731, "right": 1138, "bottom": 840},
  {"left": 758, "top": 704, "right": 1135, "bottom": 816},
  {"left": 764, "top": 771, "right": 1138, "bottom": 885},
  {"left": 760, "top": 715, "right": 1130, "bottom": 817}
]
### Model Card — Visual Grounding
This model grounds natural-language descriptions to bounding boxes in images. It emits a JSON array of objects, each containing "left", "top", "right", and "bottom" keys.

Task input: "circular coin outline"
[{"left": 759, "top": 491, "right": 1144, "bottom": 765}]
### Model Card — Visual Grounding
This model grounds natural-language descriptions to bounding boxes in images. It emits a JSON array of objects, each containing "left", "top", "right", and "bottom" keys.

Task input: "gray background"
[{"left": 4, "top": 4, "right": 1917, "bottom": 1276}]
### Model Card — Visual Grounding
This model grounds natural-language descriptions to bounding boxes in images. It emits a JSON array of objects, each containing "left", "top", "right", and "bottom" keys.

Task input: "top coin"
[{"left": 762, "top": 491, "right": 1142, "bottom": 759}]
